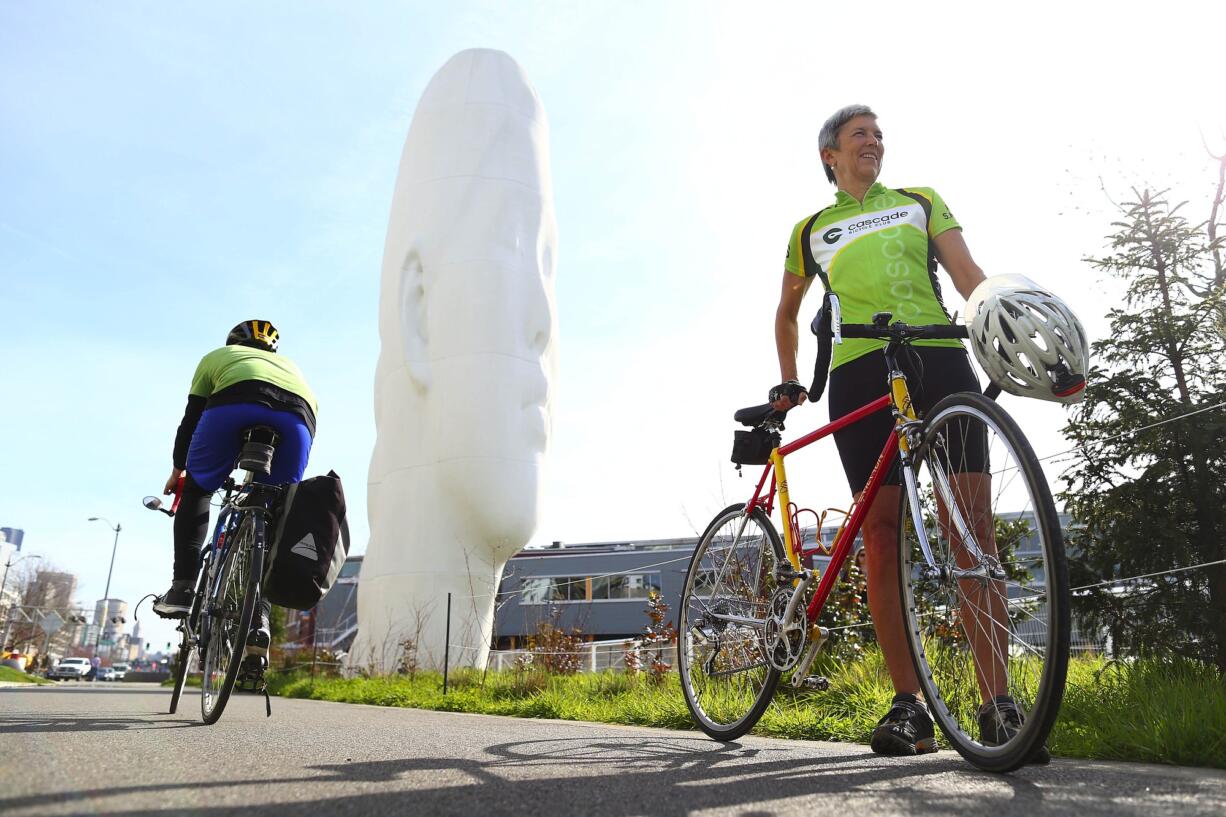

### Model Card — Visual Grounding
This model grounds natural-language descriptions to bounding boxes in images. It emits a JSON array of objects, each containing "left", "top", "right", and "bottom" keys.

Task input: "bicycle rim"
[
  {"left": 679, "top": 503, "right": 784, "bottom": 741},
  {"left": 899, "top": 392, "right": 1069, "bottom": 771},
  {"left": 201, "top": 515, "right": 260, "bottom": 724}
]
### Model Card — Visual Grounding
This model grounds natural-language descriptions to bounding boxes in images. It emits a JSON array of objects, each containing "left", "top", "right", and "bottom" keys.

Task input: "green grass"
[
  {"left": 259, "top": 650, "right": 1225, "bottom": 769},
  {"left": 0, "top": 665, "right": 52, "bottom": 685}
]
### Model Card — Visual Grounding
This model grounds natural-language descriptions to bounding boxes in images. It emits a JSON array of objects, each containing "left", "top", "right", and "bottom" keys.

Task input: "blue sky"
[{"left": 3, "top": 1, "right": 1223, "bottom": 653}]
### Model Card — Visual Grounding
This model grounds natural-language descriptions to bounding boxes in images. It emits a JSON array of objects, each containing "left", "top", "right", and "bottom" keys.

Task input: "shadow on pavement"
[
  {"left": 0, "top": 714, "right": 197, "bottom": 734},
  {"left": 5, "top": 731, "right": 1222, "bottom": 817}
]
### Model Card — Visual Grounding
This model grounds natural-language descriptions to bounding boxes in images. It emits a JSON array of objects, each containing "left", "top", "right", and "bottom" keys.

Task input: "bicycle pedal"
[{"left": 797, "top": 675, "right": 830, "bottom": 691}]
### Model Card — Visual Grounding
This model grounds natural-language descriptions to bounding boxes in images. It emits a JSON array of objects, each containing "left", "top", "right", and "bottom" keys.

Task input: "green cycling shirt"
[
  {"left": 189, "top": 345, "right": 318, "bottom": 417},
  {"left": 785, "top": 182, "right": 964, "bottom": 370},
  {"left": 172, "top": 344, "right": 319, "bottom": 469}
]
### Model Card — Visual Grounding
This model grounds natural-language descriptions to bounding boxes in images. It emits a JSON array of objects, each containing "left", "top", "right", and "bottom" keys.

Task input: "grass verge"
[
  {"left": 260, "top": 651, "right": 1224, "bottom": 769},
  {"left": 0, "top": 665, "right": 52, "bottom": 685}
]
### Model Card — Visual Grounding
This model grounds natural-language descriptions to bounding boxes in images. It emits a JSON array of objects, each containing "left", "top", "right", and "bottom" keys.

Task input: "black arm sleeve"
[{"left": 172, "top": 395, "right": 207, "bottom": 469}]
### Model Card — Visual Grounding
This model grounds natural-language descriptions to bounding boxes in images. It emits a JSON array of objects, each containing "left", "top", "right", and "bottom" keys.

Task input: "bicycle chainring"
[{"left": 764, "top": 587, "right": 806, "bottom": 671}]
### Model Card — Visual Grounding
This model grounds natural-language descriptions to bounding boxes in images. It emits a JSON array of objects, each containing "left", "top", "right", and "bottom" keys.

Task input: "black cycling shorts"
[{"left": 828, "top": 346, "right": 986, "bottom": 494}]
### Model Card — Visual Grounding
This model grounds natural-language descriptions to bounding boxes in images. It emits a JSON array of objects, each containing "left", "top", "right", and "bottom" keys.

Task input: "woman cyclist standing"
[{"left": 770, "top": 105, "right": 1054, "bottom": 760}]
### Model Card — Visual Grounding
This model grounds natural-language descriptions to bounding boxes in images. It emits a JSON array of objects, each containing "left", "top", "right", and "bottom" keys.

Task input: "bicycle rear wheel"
[
  {"left": 201, "top": 514, "right": 263, "bottom": 725},
  {"left": 679, "top": 503, "right": 786, "bottom": 741},
  {"left": 898, "top": 391, "right": 1069, "bottom": 772}
]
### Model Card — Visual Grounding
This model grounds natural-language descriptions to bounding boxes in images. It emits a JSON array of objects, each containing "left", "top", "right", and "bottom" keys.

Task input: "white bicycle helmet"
[{"left": 965, "top": 275, "right": 1089, "bottom": 404}]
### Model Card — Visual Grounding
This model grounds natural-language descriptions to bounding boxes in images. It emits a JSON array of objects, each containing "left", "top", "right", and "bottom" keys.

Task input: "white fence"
[{"left": 486, "top": 638, "right": 679, "bottom": 673}]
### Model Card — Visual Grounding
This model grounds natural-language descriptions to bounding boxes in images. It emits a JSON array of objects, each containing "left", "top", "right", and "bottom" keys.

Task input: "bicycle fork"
[{"left": 899, "top": 431, "right": 1006, "bottom": 585}]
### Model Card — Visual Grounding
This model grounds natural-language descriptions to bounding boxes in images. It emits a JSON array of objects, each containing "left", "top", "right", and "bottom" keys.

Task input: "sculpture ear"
[{"left": 399, "top": 249, "right": 431, "bottom": 391}]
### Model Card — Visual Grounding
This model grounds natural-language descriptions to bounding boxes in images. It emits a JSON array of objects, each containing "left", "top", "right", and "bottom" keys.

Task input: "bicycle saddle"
[
  {"left": 237, "top": 426, "right": 280, "bottom": 475},
  {"left": 734, "top": 403, "right": 784, "bottom": 427}
]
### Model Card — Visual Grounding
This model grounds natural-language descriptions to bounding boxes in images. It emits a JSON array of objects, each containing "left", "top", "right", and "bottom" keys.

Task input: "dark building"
[{"left": 316, "top": 510, "right": 1091, "bottom": 655}]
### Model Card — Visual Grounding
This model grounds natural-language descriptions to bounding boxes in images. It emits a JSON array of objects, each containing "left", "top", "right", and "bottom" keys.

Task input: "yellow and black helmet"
[{"left": 226, "top": 320, "right": 279, "bottom": 352}]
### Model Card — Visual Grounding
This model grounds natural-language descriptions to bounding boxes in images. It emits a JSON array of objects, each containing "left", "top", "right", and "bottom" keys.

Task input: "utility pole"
[
  {"left": 0, "top": 553, "right": 42, "bottom": 651},
  {"left": 87, "top": 518, "right": 121, "bottom": 658}
]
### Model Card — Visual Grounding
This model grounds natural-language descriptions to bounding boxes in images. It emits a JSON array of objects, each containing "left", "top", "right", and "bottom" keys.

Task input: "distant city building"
[
  {"left": 94, "top": 598, "right": 128, "bottom": 655},
  {"left": 30, "top": 571, "right": 77, "bottom": 610},
  {"left": 130, "top": 621, "right": 145, "bottom": 660}
]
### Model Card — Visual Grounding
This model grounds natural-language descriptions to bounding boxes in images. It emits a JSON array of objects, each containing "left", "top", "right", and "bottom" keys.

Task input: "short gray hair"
[{"left": 819, "top": 104, "right": 876, "bottom": 184}]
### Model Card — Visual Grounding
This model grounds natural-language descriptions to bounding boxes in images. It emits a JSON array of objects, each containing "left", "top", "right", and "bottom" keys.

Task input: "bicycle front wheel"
[
  {"left": 679, "top": 503, "right": 786, "bottom": 741},
  {"left": 201, "top": 514, "right": 263, "bottom": 725},
  {"left": 168, "top": 565, "right": 207, "bottom": 715},
  {"left": 898, "top": 391, "right": 1069, "bottom": 772}
]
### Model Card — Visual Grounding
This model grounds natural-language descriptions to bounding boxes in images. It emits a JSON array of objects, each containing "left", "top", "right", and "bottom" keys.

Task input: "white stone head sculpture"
[{"left": 351, "top": 49, "right": 558, "bottom": 672}]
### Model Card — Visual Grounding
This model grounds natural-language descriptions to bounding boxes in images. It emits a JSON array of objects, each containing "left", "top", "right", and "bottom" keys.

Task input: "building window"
[
  {"left": 592, "top": 572, "right": 661, "bottom": 601},
  {"left": 519, "top": 572, "right": 661, "bottom": 604},
  {"left": 520, "top": 577, "right": 588, "bottom": 604}
]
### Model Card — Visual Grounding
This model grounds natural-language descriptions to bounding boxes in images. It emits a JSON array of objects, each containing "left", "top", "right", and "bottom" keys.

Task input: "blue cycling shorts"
[{"left": 186, "top": 403, "right": 313, "bottom": 492}]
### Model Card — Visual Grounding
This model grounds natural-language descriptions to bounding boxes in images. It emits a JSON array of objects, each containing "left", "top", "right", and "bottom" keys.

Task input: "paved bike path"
[{"left": 1, "top": 683, "right": 1222, "bottom": 816}]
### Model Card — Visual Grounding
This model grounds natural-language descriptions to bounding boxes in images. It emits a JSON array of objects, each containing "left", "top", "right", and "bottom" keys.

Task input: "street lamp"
[
  {"left": 0, "top": 553, "right": 42, "bottom": 652},
  {"left": 87, "top": 517, "right": 121, "bottom": 658}
]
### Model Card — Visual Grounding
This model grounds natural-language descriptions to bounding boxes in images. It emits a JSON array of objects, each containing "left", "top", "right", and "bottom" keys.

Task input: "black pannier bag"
[
  {"left": 731, "top": 427, "right": 781, "bottom": 466},
  {"left": 263, "top": 470, "right": 350, "bottom": 610}
]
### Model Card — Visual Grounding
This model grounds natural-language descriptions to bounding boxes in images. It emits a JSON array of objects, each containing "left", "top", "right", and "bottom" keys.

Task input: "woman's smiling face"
[{"left": 822, "top": 114, "right": 883, "bottom": 186}]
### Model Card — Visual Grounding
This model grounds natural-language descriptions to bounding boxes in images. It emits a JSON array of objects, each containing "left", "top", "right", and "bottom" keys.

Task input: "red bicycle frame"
[{"left": 744, "top": 390, "right": 909, "bottom": 624}]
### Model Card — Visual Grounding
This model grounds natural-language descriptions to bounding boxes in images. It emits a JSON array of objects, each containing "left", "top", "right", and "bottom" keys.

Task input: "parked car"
[
  {"left": 96, "top": 666, "right": 117, "bottom": 681},
  {"left": 47, "top": 657, "right": 92, "bottom": 681},
  {"left": 111, "top": 662, "right": 130, "bottom": 680}
]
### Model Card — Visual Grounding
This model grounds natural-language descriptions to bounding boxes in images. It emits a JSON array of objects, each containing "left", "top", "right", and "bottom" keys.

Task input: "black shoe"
[
  {"left": 979, "top": 696, "right": 1052, "bottom": 765},
  {"left": 237, "top": 654, "right": 267, "bottom": 691},
  {"left": 245, "top": 619, "right": 270, "bottom": 659},
  {"left": 871, "top": 693, "right": 938, "bottom": 756},
  {"left": 153, "top": 586, "right": 193, "bottom": 619}
]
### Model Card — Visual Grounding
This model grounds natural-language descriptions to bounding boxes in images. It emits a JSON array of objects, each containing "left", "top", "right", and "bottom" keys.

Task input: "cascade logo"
[
  {"left": 822, "top": 227, "right": 843, "bottom": 244},
  {"left": 846, "top": 209, "right": 909, "bottom": 235},
  {"left": 290, "top": 533, "right": 318, "bottom": 560}
]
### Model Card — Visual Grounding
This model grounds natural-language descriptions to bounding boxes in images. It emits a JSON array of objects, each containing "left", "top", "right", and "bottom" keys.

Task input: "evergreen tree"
[{"left": 1060, "top": 167, "right": 1226, "bottom": 671}]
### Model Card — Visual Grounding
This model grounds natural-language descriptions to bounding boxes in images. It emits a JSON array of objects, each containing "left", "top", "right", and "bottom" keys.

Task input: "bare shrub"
[
  {"left": 622, "top": 639, "right": 643, "bottom": 675},
  {"left": 527, "top": 606, "right": 583, "bottom": 675},
  {"left": 641, "top": 591, "right": 677, "bottom": 685}
]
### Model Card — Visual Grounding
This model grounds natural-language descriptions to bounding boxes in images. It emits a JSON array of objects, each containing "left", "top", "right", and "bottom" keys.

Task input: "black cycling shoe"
[
  {"left": 979, "top": 696, "right": 1052, "bottom": 765},
  {"left": 237, "top": 654, "right": 267, "bottom": 691},
  {"left": 871, "top": 693, "right": 938, "bottom": 756},
  {"left": 245, "top": 626, "right": 270, "bottom": 659},
  {"left": 152, "top": 586, "right": 193, "bottom": 619}
]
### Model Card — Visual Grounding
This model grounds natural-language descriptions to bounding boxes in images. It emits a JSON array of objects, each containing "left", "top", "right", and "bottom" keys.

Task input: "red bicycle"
[{"left": 678, "top": 315, "right": 1069, "bottom": 772}]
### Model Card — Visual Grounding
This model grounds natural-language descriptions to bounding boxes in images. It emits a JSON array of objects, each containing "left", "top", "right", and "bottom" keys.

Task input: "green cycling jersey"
[
  {"left": 189, "top": 345, "right": 318, "bottom": 417},
  {"left": 785, "top": 182, "right": 964, "bottom": 370}
]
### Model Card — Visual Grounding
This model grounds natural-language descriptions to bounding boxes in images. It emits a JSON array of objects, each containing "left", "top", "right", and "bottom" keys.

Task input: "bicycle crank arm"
[{"left": 789, "top": 626, "right": 830, "bottom": 688}]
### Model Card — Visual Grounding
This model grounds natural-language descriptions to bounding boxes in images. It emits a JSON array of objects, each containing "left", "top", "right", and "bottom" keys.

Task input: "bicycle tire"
[
  {"left": 200, "top": 513, "right": 263, "bottom": 725},
  {"left": 168, "top": 563, "right": 208, "bottom": 715},
  {"left": 679, "top": 503, "right": 786, "bottom": 741},
  {"left": 898, "top": 391, "right": 1070, "bottom": 772}
]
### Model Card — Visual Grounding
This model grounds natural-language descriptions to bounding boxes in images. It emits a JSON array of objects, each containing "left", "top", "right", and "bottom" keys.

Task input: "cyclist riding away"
[
  {"left": 153, "top": 320, "right": 318, "bottom": 665},
  {"left": 771, "top": 105, "right": 1085, "bottom": 760}
]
